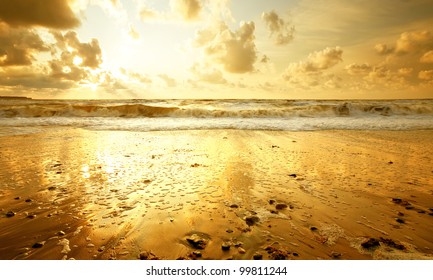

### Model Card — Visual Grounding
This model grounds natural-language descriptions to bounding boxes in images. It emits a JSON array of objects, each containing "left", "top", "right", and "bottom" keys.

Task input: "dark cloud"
[
  {"left": 0, "top": 23, "right": 50, "bottom": 66},
  {"left": 0, "top": 0, "right": 80, "bottom": 29},
  {"left": 0, "top": 66, "right": 74, "bottom": 89},
  {"left": 53, "top": 31, "right": 102, "bottom": 69}
]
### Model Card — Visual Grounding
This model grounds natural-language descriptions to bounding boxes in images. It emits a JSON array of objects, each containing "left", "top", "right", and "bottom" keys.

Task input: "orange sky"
[{"left": 1, "top": 0, "right": 433, "bottom": 99}]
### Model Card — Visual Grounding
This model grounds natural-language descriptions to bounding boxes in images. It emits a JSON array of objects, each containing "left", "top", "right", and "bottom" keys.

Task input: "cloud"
[
  {"left": 159, "top": 74, "right": 177, "bottom": 87},
  {"left": 420, "top": 50, "right": 433, "bottom": 63},
  {"left": 139, "top": 4, "right": 159, "bottom": 20},
  {"left": 47, "top": 31, "right": 102, "bottom": 83},
  {"left": 418, "top": 70, "right": 433, "bottom": 80},
  {"left": 283, "top": 46, "right": 343, "bottom": 79},
  {"left": 0, "top": 0, "right": 80, "bottom": 29},
  {"left": 374, "top": 43, "right": 394, "bottom": 55},
  {"left": 119, "top": 68, "right": 153, "bottom": 84},
  {"left": 140, "top": 0, "right": 203, "bottom": 22},
  {"left": 191, "top": 63, "right": 227, "bottom": 84},
  {"left": 375, "top": 31, "right": 433, "bottom": 58},
  {"left": 170, "top": 0, "right": 202, "bottom": 21},
  {"left": 395, "top": 31, "right": 433, "bottom": 55},
  {"left": 194, "top": 21, "right": 257, "bottom": 73},
  {"left": 128, "top": 24, "right": 140, "bottom": 40},
  {"left": 261, "top": 10, "right": 295, "bottom": 45},
  {"left": 110, "top": 0, "right": 120, "bottom": 8},
  {"left": 0, "top": 23, "right": 50, "bottom": 66},
  {"left": 53, "top": 31, "right": 102, "bottom": 69},
  {"left": 0, "top": 67, "right": 74, "bottom": 90},
  {"left": 282, "top": 47, "right": 343, "bottom": 90},
  {"left": 345, "top": 63, "right": 372, "bottom": 75}
]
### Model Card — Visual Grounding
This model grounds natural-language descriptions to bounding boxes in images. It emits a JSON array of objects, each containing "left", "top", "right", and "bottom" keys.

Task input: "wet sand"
[{"left": 1, "top": 128, "right": 433, "bottom": 260}]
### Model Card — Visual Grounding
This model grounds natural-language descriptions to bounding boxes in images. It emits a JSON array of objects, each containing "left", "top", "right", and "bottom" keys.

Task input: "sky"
[{"left": 1, "top": 0, "right": 433, "bottom": 99}]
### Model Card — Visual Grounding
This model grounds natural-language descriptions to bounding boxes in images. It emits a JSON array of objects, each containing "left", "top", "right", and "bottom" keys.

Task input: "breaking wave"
[{"left": 1, "top": 99, "right": 433, "bottom": 118}]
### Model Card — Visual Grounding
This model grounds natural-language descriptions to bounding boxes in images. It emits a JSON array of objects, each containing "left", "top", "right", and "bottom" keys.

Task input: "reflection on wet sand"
[{"left": 1, "top": 129, "right": 433, "bottom": 260}]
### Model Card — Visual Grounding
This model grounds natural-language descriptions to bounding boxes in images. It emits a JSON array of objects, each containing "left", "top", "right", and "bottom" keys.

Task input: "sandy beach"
[{"left": 1, "top": 128, "right": 433, "bottom": 260}]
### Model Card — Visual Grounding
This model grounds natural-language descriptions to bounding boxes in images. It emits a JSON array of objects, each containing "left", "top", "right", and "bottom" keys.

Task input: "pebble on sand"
[
  {"left": 361, "top": 238, "right": 380, "bottom": 249},
  {"left": 379, "top": 237, "right": 406, "bottom": 250},
  {"left": 331, "top": 251, "right": 342, "bottom": 259},
  {"left": 32, "top": 241, "right": 46, "bottom": 248},
  {"left": 275, "top": 203, "right": 288, "bottom": 210},
  {"left": 221, "top": 242, "right": 231, "bottom": 251},
  {"left": 192, "top": 251, "right": 202, "bottom": 258},
  {"left": 396, "top": 218, "right": 405, "bottom": 224},
  {"left": 6, "top": 211, "right": 15, "bottom": 217},
  {"left": 138, "top": 251, "right": 159, "bottom": 260},
  {"left": 253, "top": 254, "right": 263, "bottom": 260},
  {"left": 245, "top": 216, "right": 260, "bottom": 226},
  {"left": 186, "top": 234, "right": 208, "bottom": 249}
]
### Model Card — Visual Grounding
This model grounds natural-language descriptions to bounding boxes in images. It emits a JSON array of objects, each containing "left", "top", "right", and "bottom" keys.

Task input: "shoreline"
[{"left": 1, "top": 128, "right": 433, "bottom": 260}]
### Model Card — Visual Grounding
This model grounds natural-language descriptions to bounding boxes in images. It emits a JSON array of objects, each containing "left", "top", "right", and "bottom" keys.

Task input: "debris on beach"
[
  {"left": 186, "top": 234, "right": 208, "bottom": 249},
  {"left": 361, "top": 238, "right": 380, "bottom": 249},
  {"left": 138, "top": 251, "right": 159, "bottom": 260},
  {"left": 6, "top": 211, "right": 15, "bottom": 217},
  {"left": 245, "top": 215, "right": 260, "bottom": 226}
]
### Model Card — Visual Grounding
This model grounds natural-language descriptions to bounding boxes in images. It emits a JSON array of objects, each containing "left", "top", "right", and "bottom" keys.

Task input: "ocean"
[{"left": 1, "top": 98, "right": 433, "bottom": 135}]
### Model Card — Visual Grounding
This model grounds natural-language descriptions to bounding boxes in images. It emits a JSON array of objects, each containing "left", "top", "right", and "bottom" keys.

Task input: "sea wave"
[{"left": 1, "top": 100, "right": 433, "bottom": 118}]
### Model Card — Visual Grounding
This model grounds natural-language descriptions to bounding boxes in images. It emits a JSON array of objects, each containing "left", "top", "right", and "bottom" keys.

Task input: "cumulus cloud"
[
  {"left": 194, "top": 21, "right": 257, "bottom": 73},
  {"left": 361, "top": 65, "right": 411, "bottom": 90},
  {"left": 345, "top": 63, "right": 372, "bottom": 75},
  {"left": 47, "top": 31, "right": 102, "bottom": 83},
  {"left": 283, "top": 46, "right": 343, "bottom": 79},
  {"left": 281, "top": 47, "right": 343, "bottom": 90},
  {"left": 170, "top": 0, "right": 202, "bottom": 21},
  {"left": 398, "top": 67, "right": 413, "bottom": 77},
  {"left": 374, "top": 43, "right": 394, "bottom": 55},
  {"left": 375, "top": 31, "right": 433, "bottom": 60},
  {"left": 53, "top": 31, "right": 102, "bottom": 69},
  {"left": 0, "top": 0, "right": 80, "bottom": 29},
  {"left": 0, "top": 23, "right": 49, "bottom": 66},
  {"left": 395, "top": 31, "right": 433, "bottom": 55},
  {"left": 261, "top": 10, "right": 295, "bottom": 46},
  {"left": 191, "top": 63, "right": 227, "bottom": 84},
  {"left": 420, "top": 50, "right": 433, "bottom": 63},
  {"left": 418, "top": 70, "right": 433, "bottom": 80}
]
